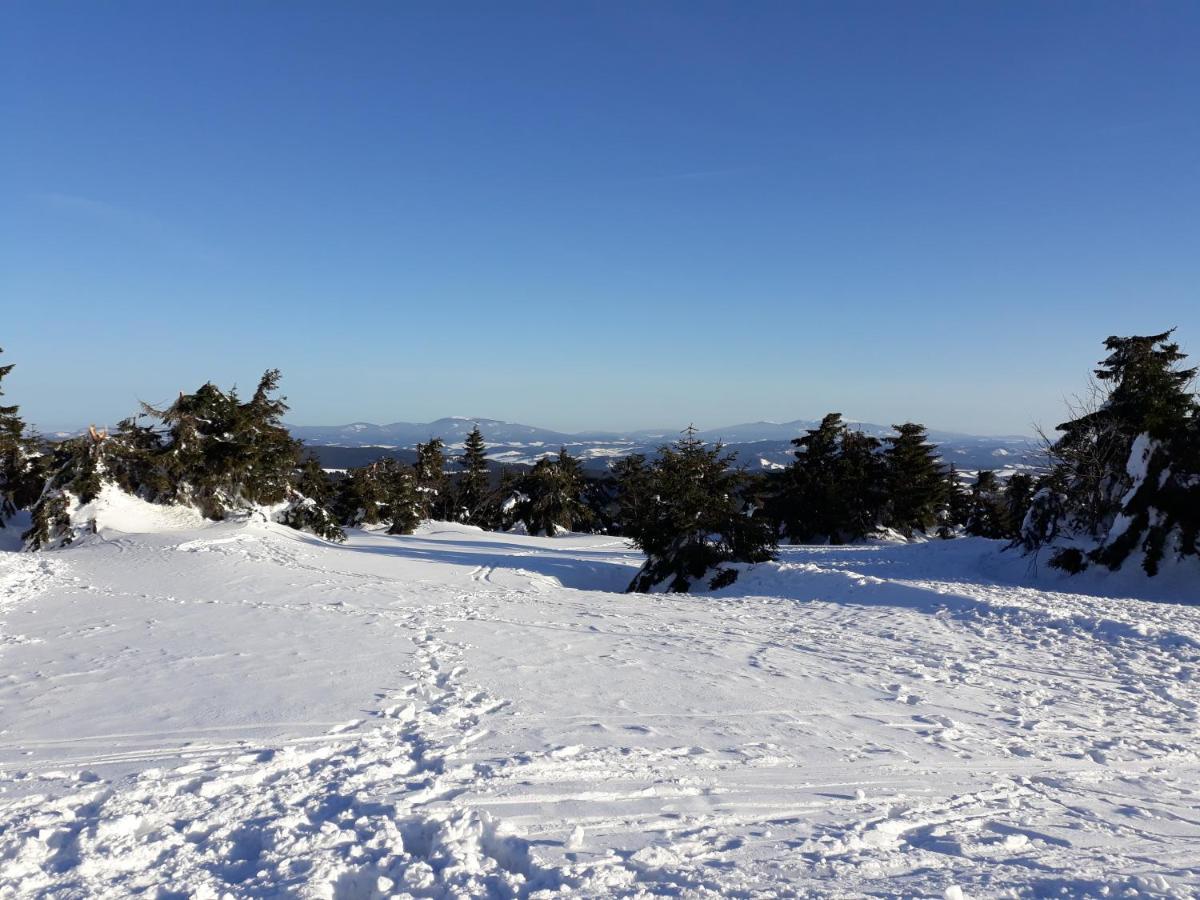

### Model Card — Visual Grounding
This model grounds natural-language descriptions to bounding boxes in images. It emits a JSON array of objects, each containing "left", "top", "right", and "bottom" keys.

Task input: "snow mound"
[{"left": 71, "top": 484, "right": 207, "bottom": 538}]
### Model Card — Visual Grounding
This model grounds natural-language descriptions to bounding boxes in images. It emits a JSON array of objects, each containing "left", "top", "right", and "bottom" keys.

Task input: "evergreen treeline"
[{"left": 5, "top": 329, "right": 1195, "bottom": 583}]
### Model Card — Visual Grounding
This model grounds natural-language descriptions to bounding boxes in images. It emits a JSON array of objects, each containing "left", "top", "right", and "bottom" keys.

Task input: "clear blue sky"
[{"left": 3, "top": 2, "right": 1198, "bottom": 436}]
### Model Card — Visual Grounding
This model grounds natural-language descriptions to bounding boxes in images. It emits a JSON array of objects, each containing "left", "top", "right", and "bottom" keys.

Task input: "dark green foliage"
[
  {"left": 1001, "top": 472, "right": 1036, "bottom": 539},
  {"left": 24, "top": 430, "right": 110, "bottom": 548},
  {"left": 386, "top": 468, "right": 422, "bottom": 536},
  {"left": 612, "top": 454, "right": 654, "bottom": 538},
  {"left": 336, "top": 458, "right": 403, "bottom": 526},
  {"left": 414, "top": 438, "right": 451, "bottom": 520},
  {"left": 510, "top": 448, "right": 593, "bottom": 536},
  {"left": 769, "top": 414, "right": 886, "bottom": 544},
  {"left": 0, "top": 349, "right": 39, "bottom": 527},
  {"left": 622, "top": 428, "right": 776, "bottom": 593},
  {"left": 1020, "top": 330, "right": 1200, "bottom": 576},
  {"left": 144, "top": 370, "right": 301, "bottom": 518},
  {"left": 964, "top": 471, "right": 1008, "bottom": 539},
  {"left": 455, "top": 426, "right": 492, "bottom": 526},
  {"left": 882, "top": 423, "right": 948, "bottom": 538},
  {"left": 581, "top": 473, "right": 620, "bottom": 534},
  {"left": 279, "top": 457, "right": 346, "bottom": 542},
  {"left": 939, "top": 465, "right": 971, "bottom": 538},
  {"left": 24, "top": 369, "right": 343, "bottom": 548}
]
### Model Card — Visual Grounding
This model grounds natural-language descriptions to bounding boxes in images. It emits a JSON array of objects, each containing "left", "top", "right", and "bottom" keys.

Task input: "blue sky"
[{"left": 3, "top": 2, "right": 1198, "bottom": 436}]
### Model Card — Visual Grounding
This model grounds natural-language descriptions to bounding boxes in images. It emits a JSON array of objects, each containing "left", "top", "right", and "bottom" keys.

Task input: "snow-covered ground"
[{"left": 1, "top": 501, "right": 1198, "bottom": 898}]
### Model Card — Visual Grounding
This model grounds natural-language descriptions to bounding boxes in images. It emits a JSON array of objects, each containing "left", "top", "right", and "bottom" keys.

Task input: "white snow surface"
[{"left": 1, "top": 515, "right": 1198, "bottom": 898}]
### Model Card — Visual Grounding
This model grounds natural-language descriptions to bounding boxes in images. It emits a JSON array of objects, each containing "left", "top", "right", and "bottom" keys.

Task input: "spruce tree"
[
  {"left": 386, "top": 467, "right": 422, "bottom": 536},
  {"left": 767, "top": 414, "right": 885, "bottom": 544},
  {"left": 625, "top": 427, "right": 776, "bottom": 593},
  {"left": 516, "top": 448, "right": 592, "bottom": 536},
  {"left": 613, "top": 453, "right": 653, "bottom": 538},
  {"left": 1020, "top": 330, "right": 1199, "bottom": 575},
  {"left": 940, "top": 464, "right": 971, "bottom": 538},
  {"left": 456, "top": 425, "right": 491, "bottom": 527},
  {"left": 279, "top": 456, "right": 346, "bottom": 542},
  {"left": 23, "top": 368, "right": 342, "bottom": 547},
  {"left": 1001, "top": 472, "right": 1036, "bottom": 539},
  {"left": 0, "top": 349, "right": 38, "bottom": 527},
  {"left": 882, "top": 423, "right": 947, "bottom": 538},
  {"left": 414, "top": 437, "right": 449, "bottom": 520},
  {"left": 964, "top": 470, "right": 1007, "bottom": 538}
]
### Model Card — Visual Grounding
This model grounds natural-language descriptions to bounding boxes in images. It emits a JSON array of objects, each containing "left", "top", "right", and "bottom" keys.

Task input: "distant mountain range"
[{"left": 291, "top": 417, "right": 1043, "bottom": 475}]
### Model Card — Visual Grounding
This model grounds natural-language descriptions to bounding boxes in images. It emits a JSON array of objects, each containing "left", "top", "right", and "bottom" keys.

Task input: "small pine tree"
[
  {"left": 386, "top": 472, "right": 421, "bottom": 535},
  {"left": 24, "top": 428, "right": 111, "bottom": 549},
  {"left": 1001, "top": 472, "right": 1036, "bottom": 539},
  {"left": 883, "top": 423, "right": 947, "bottom": 538},
  {"left": 516, "top": 448, "right": 593, "bottom": 536},
  {"left": 456, "top": 425, "right": 491, "bottom": 527},
  {"left": 964, "top": 470, "right": 1008, "bottom": 538},
  {"left": 625, "top": 427, "right": 776, "bottom": 593},
  {"left": 767, "top": 414, "right": 885, "bottom": 544},
  {"left": 939, "top": 464, "right": 971, "bottom": 538},
  {"left": 414, "top": 438, "right": 450, "bottom": 520},
  {"left": 612, "top": 453, "right": 653, "bottom": 538},
  {"left": 279, "top": 456, "right": 346, "bottom": 542},
  {"left": 0, "top": 349, "right": 39, "bottom": 527}
]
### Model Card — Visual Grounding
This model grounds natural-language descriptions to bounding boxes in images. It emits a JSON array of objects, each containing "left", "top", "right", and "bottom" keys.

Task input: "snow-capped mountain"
[{"left": 289, "top": 417, "right": 1043, "bottom": 474}]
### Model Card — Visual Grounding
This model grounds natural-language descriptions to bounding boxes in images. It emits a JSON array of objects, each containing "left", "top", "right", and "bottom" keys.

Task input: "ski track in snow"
[{"left": 0, "top": 517, "right": 1197, "bottom": 898}]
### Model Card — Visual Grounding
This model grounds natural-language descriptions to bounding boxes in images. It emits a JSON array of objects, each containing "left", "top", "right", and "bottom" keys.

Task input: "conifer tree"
[
  {"left": 25, "top": 369, "right": 342, "bottom": 547},
  {"left": 456, "top": 425, "right": 491, "bottom": 526},
  {"left": 386, "top": 467, "right": 422, "bottom": 535},
  {"left": 940, "top": 464, "right": 971, "bottom": 538},
  {"left": 24, "top": 428, "right": 111, "bottom": 549},
  {"left": 1001, "top": 472, "right": 1036, "bottom": 539},
  {"left": 964, "top": 470, "right": 1008, "bottom": 538},
  {"left": 612, "top": 453, "right": 653, "bottom": 538},
  {"left": 767, "top": 414, "right": 886, "bottom": 544},
  {"left": 516, "top": 448, "right": 592, "bottom": 536},
  {"left": 624, "top": 427, "right": 776, "bottom": 593},
  {"left": 414, "top": 438, "right": 449, "bottom": 520},
  {"left": 0, "top": 349, "right": 38, "bottom": 527},
  {"left": 279, "top": 456, "right": 346, "bottom": 542},
  {"left": 1020, "top": 330, "right": 1199, "bottom": 575},
  {"left": 882, "top": 423, "right": 947, "bottom": 538}
]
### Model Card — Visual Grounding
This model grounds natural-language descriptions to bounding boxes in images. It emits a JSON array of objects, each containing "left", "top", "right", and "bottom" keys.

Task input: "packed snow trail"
[{"left": 0, "top": 506, "right": 1197, "bottom": 897}]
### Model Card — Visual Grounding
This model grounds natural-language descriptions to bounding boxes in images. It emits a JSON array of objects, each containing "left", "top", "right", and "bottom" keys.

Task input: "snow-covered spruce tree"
[
  {"left": 0, "top": 348, "right": 41, "bottom": 527},
  {"left": 768, "top": 414, "right": 885, "bottom": 544},
  {"left": 1020, "top": 330, "right": 1199, "bottom": 575},
  {"left": 882, "top": 423, "right": 948, "bottom": 538},
  {"left": 386, "top": 467, "right": 422, "bottom": 536},
  {"left": 26, "top": 370, "right": 343, "bottom": 548},
  {"left": 279, "top": 456, "right": 346, "bottom": 542},
  {"left": 335, "top": 457, "right": 405, "bottom": 527},
  {"left": 1001, "top": 472, "right": 1036, "bottom": 540},
  {"left": 24, "top": 427, "right": 114, "bottom": 549},
  {"left": 413, "top": 437, "right": 449, "bottom": 520},
  {"left": 513, "top": 448, "right": 593, "bottom": 536},
  {"left": 623, "top": 427, "right": 776, "bottom": 593},
  {"left": 455, "top": 425, "right": 492, "bottom": 527},
  {"left": 964, "top": 471, "right": 1008, "bottom": 538},
  {"left": 939, "top": 464, "right": 971, "bottom": 538}
]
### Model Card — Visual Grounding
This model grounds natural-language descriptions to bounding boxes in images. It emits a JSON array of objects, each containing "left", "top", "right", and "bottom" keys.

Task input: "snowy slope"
[{"left": 1, "top": 515, "right": 1198, "bottom": 897}]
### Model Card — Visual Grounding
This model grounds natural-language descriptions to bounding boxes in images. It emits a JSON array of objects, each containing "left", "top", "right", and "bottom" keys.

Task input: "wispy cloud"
[{"left": 36, "top": 191, "right": 221, "bottom": 263}]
